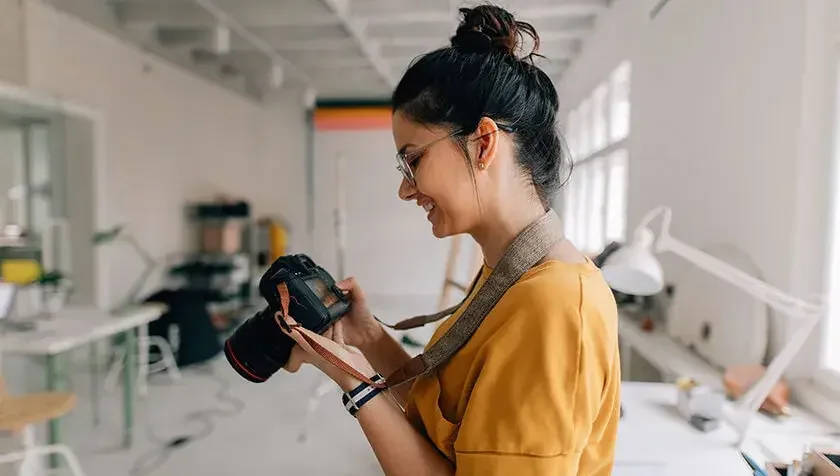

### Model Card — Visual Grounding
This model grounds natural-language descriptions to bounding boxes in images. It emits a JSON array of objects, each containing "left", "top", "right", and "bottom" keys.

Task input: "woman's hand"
[
  {"left": 283, "top": 276, "right": 416, "bottom": 402},
  {"left": 333, "top": 277, "right": 385, "bottom": 350},
  {"left": 282, "top": 318, "right": 376, "bottom": 392}
]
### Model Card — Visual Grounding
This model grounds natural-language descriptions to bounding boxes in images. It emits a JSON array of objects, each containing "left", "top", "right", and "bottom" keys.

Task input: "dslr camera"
[{"left": 224, "top": 254, "right": 351, "bottom": 383}]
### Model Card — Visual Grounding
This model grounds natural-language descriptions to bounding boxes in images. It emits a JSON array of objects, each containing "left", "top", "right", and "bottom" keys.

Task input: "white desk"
[
  {"left": 617, "top": 382, "right": 749, "bottom": 475},
  {"left": 618, "top": 313, "right": 840, "bottom": 471},
  {"left": 0, "top": 304, "right": 165, "bottom": 452}
]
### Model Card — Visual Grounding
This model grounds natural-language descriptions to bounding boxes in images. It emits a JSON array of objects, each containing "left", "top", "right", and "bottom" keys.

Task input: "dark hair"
[{"left": 391, "top": 4, "right": 571, "bottom": 208}]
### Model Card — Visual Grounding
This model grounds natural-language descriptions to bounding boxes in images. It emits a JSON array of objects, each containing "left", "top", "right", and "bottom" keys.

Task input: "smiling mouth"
[{"left": 422, "top": 203, "right": 435, "bottom": 213}]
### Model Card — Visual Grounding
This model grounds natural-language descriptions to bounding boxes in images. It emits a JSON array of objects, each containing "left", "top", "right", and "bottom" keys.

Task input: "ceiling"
[{"left": 55, "top": 0, "right": 615, "bottom": 102}]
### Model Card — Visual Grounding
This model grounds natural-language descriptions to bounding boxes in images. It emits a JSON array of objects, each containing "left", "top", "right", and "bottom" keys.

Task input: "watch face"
[{"left": 304, "top": 277, "right": 338, "bottom": 308}]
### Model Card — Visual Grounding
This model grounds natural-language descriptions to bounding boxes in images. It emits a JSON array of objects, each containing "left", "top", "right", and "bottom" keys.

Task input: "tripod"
[{"left": 298, "top": 153, "right": 347, "bottom": 442}]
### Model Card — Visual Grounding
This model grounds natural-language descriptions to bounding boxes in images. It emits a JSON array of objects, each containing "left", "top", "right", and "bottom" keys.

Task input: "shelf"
[{"left": 619, "top": 313, "right": 725, "bottom": 389}]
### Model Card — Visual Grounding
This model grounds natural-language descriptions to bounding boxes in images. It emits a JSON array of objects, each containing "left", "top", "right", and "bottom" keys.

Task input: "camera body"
[
  {"left": 224, "top": 254, "right": 351, "bottom": 383},
  {"left": 259, "top": 254, "right": 351, "bottom": 335}
]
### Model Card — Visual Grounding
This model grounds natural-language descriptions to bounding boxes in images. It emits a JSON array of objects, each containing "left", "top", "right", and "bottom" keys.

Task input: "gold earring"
[{"left": 478, "top": 162, "right": 486, "bottom": 170}]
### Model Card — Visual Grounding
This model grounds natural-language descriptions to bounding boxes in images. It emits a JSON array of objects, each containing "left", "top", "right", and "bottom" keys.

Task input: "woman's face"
[{"left": 392, "top": 112, "right": 482, "bottom": 238}]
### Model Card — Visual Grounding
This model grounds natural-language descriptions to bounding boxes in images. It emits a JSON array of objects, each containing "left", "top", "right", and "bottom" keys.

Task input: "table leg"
[
  {"left": 138, "top": 324, "right": 149, "bottom": 396},
  {"left": 45, "top": 354, "right": 66, "bottom": 468},
  {"left": 90, "top": 344, "right": 101, "bottom": 427},
  {"left": 122, "top": 328, "right": 137, "bottom": 448}
]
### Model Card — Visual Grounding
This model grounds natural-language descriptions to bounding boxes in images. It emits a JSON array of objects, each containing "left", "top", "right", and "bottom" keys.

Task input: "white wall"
[
  {"left": 0, "top": 0, "right": 27, "bottom": 85},
  {"left": 23, "top": 0, "right": 309, "bottom": 307},
  {"left": 313, "top": 129, "right": 452, "bottom": 324},
  {"left": 0, "top": 127, "right": 24, "bottom": 217},
  {"left": 557, "top": 0, "right": 838, "bottom": 377}
]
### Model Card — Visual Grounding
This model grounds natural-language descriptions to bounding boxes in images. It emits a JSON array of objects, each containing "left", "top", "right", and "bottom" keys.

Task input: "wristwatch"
[{"left": 342, "top": 373, "right": 385, "bottom": 417}]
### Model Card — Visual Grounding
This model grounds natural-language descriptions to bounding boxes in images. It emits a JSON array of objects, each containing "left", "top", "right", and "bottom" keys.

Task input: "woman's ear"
[{"left": 473, "top": 117, "right": 500, "bottom": 169}]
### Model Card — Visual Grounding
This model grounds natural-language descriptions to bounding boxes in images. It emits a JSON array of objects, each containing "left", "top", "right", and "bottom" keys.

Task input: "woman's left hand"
[{"left": 282, "top": 318, "right": 377, "bottom": 392}]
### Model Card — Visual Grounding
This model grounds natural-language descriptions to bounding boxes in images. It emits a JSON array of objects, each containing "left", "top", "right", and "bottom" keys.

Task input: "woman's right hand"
[{"left": 334, "top": 277, "right": 384, "bottom": 350}]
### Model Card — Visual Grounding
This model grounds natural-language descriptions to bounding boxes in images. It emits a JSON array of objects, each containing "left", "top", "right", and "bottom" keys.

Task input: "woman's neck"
[{"left": 471, "top": 201, "right": 547, "bottom": 269}]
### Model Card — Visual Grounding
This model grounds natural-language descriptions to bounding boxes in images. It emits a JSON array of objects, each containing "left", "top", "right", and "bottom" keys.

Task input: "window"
[
  {"left": 591, "top": 84, "right": 609, "bottom": 152},
  {"left": 567, "top": 109, "right": 579, "bottom": 159},
  {"left": 562, "top": 61, "right": 632, "bottom": 254},
  {"left": 577, "top": 99, "right": 592, "bottom": 158},
  {"left": 610, "top": 62, "right": 631, "bottom": 142},
  {"left": 605, "top": 150, "right": 629, "bottom": 242}
]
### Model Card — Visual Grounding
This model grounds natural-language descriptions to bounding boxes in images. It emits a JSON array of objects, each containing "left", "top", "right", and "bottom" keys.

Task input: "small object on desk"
[
  {"left": 765, "top": 462, "right": 791, "bottom": 476},
  {"left": 641, "top": 316, "right": 655, "bottom": 332},
  {"left": 689, "top": 414, "right": 720, "bottom": 432},
  {"left": 676, "top": 376, "right": 724, "bottom": 421},
  {"left": 724, "top": 364, "right": 791, "bottom": 416},
  {"left": 742, "top": 451, "right": 769, "bottom": 476}
]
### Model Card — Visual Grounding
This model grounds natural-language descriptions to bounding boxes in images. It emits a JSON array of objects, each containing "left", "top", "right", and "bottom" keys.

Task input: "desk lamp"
[
  {"left": 92, "top": 225, "right": 156, "bottom": 311},
  {"left": 600, "top": 206, "right": 825, "bottom": 447}
]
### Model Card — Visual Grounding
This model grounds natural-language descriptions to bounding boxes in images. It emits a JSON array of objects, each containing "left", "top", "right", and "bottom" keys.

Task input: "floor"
[
  {"left": 39, "top": 356, "right": 383, "bottom": 476},
  {"left": 2, "top": 295, "right": 441, "bottom": 476}
]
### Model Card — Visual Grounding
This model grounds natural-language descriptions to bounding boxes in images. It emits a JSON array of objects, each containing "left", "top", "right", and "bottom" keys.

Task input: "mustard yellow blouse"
[{"left": 405, "top": 259, "right": 621, "bottom": 475}]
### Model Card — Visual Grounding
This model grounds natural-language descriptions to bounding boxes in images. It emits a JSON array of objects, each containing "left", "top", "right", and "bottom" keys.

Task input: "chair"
[
  {"left": 103, "top": 329, "right": 181, "bottom": 396},
  {"left": 0, "top": 378, "right": 87, "bottom": 476},
  {"left": 92, "top": 227, "right": 182, "bottom": 396}
]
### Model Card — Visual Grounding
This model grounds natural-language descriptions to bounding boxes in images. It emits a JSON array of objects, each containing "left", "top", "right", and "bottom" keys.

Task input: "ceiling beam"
[
  {"left": 352, "top": 1, "right": 608, "bottom": 24},
  {"left": 349, "top": 0, "right": 607, "bottom": 17},
  {"left": 270, "top": 38, "right": 359, "bottom": 52},
  {"left": 319, "top": 0, "right": 396, "bottom": 88},
  {"left": 112, "top": 0, "right": 606, "bottom": 29},
  {"left": 296, "top": 56, "right": 375, "bottom": 69},
  {"left": 112, "top": 1, "right": 342, "bottom": 28},
  {"left": 191, "top": 0, "right": 313, "bottom": 87}
]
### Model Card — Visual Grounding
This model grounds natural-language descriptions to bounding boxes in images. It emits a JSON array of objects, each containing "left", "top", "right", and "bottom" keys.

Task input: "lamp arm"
[
  {"left": 113, "top": 233, "right": 157, "bottom": 311},
  {"left": 655, "top": 234, "right": 823, "bottom": 318},
  {"left": 740, "top": 315, "right": 821, "bottom": 413},
  {"left": 651, "top": 218, "right": 824, "bottom": 447},
  {"left": 123, "top": 235, "right": 156, "bottom": 267},
  {"left": 637, "top": 205, "right": 673, "bottom": 236}
]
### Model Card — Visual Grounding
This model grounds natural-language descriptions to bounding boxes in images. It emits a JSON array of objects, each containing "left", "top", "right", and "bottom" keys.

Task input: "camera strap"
[
  {"left": 383, "top": 208, "right": 564, "bottom": 388},
  {"left": 372, "top": 273, "right": 481, "bottom": 332},
  {"left": 277, "top": 208, "right": 564, "bottom": 391}
]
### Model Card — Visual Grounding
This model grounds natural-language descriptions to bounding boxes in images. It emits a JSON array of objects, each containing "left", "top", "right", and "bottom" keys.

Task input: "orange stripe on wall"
[{"left": 314, "top": 106, "right": 392, "bottom": 130}]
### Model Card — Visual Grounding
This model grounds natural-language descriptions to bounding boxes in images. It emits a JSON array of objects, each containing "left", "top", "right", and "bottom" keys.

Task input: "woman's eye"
[{"left": 407, "top": 151, "right": 424, "bottom": 168}]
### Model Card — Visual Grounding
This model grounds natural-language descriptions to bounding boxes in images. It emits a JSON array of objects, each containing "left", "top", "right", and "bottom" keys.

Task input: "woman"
[{"left": 281, "top": 4, "right": 621, "bottom": 475}]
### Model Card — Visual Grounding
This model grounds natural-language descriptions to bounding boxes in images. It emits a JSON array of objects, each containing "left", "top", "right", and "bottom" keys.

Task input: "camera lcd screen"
[{"left": 305, "top": 277, "right": 339, "bottom": 308}]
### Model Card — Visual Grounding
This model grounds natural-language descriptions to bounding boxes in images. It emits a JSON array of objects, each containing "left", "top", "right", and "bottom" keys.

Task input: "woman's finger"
[
  {"left": 336, "top": 277, "right": 366, "bottom": 302},
  {"left": 284, "top": 344, "right": 308, "bottom": 373},
  {"left": 333, "top": 321, "right": 346, "bottom": 346}
]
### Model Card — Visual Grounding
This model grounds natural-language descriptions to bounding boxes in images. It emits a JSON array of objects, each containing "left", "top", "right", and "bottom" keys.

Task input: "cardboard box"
[
  {"left": 765, "top": 463, "right": 789, "bottom": 475},
  {"left": 808, "top": 450, "right": 840, "bottom": 476},
  {"left": 201, "top": 221, "right": 243, "bottom": 254}
]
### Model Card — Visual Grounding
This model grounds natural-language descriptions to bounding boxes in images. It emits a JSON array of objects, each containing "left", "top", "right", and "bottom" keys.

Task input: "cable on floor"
[{"left": 128, "top": 363, "right": 245, "bottom": 476}]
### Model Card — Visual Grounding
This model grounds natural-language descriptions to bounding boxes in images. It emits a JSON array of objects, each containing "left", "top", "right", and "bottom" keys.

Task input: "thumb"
[
  {"left": 336, "top": 277, "right": 365, "bottom": 301},
  {"left": 284, "top": 345, "right": 309, "bottom": 373}
]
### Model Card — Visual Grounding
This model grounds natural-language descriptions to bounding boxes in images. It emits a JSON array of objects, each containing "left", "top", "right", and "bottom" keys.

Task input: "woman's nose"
[{"left": 398, "top": 177, "right": 416, "bottom": 201}]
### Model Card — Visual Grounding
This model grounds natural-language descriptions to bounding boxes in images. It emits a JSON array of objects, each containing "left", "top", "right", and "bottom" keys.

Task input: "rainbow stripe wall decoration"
[{"left": 313, "top": 100, "right": 392, "bottom": 131}]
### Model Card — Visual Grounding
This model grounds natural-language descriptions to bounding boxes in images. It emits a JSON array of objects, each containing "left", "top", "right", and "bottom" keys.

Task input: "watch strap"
[{"left": 342, "top": 373, "right": 385, "bottom": 417}]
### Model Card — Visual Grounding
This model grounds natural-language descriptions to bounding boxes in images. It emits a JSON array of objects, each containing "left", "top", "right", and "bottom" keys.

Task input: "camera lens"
[{"left": 223, "top": 308, "right": 295, "bottom": 383}]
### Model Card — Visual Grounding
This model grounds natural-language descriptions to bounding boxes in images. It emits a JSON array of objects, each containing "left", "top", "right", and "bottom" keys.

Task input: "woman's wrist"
[
  {"left": 337, "top": 375, "right": 363, "bottom": 393},
  {"left": 356, "top": 319, "right": 387, "bottom": 354}
]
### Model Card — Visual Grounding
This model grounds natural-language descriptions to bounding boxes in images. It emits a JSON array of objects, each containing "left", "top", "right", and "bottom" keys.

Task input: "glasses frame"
[{"left": 395, "top": 124, "right": 515, "bottom": 188}]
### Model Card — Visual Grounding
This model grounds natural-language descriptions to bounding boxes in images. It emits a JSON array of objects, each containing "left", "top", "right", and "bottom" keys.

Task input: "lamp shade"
[{"left": 600, "top": 227, "right": 665, "bottom": 296}]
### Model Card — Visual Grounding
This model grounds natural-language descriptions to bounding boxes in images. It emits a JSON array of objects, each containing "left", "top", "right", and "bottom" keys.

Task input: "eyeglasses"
[{"left": 395, "top": 124, "right": 514, "bottom": 188}]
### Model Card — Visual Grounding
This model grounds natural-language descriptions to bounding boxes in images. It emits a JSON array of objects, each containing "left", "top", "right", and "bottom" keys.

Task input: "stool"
[{"left": 0, "top": 379, "right": 86, "bottom": 475}]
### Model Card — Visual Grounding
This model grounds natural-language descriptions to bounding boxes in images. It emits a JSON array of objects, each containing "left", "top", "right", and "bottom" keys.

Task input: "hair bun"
[{"left": 450, "top": 4, "right": 541, "bottom": 61}]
